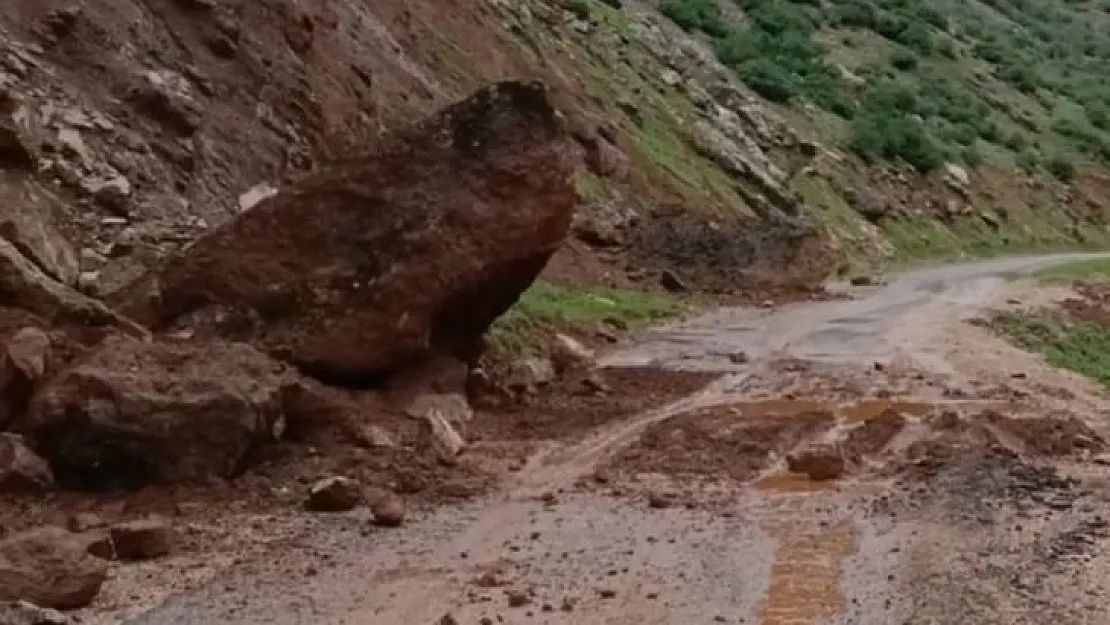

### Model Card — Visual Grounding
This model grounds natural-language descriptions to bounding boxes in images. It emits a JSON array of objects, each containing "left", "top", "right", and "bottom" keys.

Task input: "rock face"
[
  {"left": 0, "top": 527, "right": 109, "bottom": 610},
  {"left": 114, "top": 80, "right": 578, "bottom": 381},
  {"left": 24, "top": 335, "right": 300, "bottom": 489},
  {"left": 0, "top": 174, "right": 80, "bottom": 287}
]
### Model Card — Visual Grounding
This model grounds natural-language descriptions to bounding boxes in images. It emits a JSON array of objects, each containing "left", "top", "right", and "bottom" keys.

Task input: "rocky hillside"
[{"left": 2, "top": 0, "right": 1110, "bottom": 333}]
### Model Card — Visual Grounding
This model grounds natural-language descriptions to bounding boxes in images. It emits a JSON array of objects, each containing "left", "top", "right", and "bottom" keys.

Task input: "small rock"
[
  {"left": 415, "top": 408, "right": 467, "bottom": 466},
  {"left": 359, "top": 425, "right": 399, "bottom": 449},
  {"left": 849, "top": 275, "right": 874, "bottom": 286},
  {"left": 647, "top": 490, "right": 675, "bottom": 509},
  {"left": 370, "top": 492, "right": 406, "bottom": 527},
  {"left": 5, "top": 327, "right": 50, "bottom": 381},
  {"left": 0, "top": 600, "right": 73, "bottom": 625},
  {"left": 550, "top": 333, "right": 594, "bottom": 373},
  {"left": 786, "top": 444, "right": 846, "bottom": 481},
  {"left": 506, "top": 357, "right": 555, "bottom": 392},
  {"left": 109, "top": 517, "right": 173, "bottom": 560},
  {"left": 506, "top": 589, "right": 530, "bottom": 607},
  {"left": 597, "top": 588, "right": 616, "bottom": 599},
  {"left": 0, "top": 433, "right": 53, "bottom": 494},
  {"left": 77, "top": 270, "right": 100, "bottom": 296},
  {"left": 660, "top": 269, "right": 687, "bottom": 293},
  {"left": 0, "top": 527, "right": 109, "bottom": 609},
  {"left": 66, "top": 513, "right": 106, "bottom": 533},
  {"left": 438, "top": 614, "right": 459, "bottom": 625},
  {"left": 760, "top": 299, "right": 774, "bottom": 309},
  {"left": 237, "top": 182, "right": 278, "bottom": 212},
  {"left": 728, "top": 351, "right": 749, "bottom": 364},
  {"left": 305, "top": 476, "right": 361, "bottom": 512}
]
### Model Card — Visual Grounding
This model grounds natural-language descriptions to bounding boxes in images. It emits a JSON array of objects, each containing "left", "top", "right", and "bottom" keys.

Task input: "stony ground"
[{"left": 12, "top": 251, "right": 1100, "bottom": 625}]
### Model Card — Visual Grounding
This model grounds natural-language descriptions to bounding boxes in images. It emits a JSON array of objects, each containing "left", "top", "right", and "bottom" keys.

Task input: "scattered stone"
[
  {"left": 0, "top": 433, "right": 53, "bottom": 494},
  {"left": 597, "top": 588, "right": 616, "bottom": 599},
  {"left": 359, "top": 425, "right": 399, "bottom": 449},
  {"left": 660, "top": 269, "right": 687, "bottom": 292},
  {"left": 305, "top": 476, "right": 362, "bottom": 512},
  {"left": 237, "top": 182, "right": 279, "bottom": 212},
  {"left": 109, "top": 517, "right": 173, "bottom": 560},
  {"left": 5, "top": 327, "right": 50, "bottom": 381},
  {"left": 437, "top": 613, "right": 459, "bottom": 625},
  {"left": 0, "top": 600, "right": 73, "bottom": 625},
  {"left": 550, "top": 333, "right": 594, "bottom": 373},
  {"left": 415, "top": 407, "right": 467, "bottom": 466},
  {"left": 66, "top": 513, "right": 107, "bottom": 533},
  {"left": 0, "top": 527, "right": 109, "bottom": 610},
  {"left": 728, "top": 351, "right": 749, "bottom": 364},
  {"left": 786, "top": 444, "right": 846, "bottom": 481},
  {"left": 506, "top": 589, "right": 530, "bottom": 607},
  {"left": 647, "top": 490, "right": 675, "bottom": 509},
  {"left": 506, "top": 357, "right": 556, "bottom": 392},
  {"left": 370, "top": 492, "right": 406, "bottom": 527},
  {"left": 0, "top": 97, "right": 42, "bottom": 169}
]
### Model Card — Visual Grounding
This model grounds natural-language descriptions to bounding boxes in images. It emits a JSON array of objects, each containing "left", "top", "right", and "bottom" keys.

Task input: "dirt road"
[{"left": 121, "top": 252, "right": 1110, "bottom": 625}]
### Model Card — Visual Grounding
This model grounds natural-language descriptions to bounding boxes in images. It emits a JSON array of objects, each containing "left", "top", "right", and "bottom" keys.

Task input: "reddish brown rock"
[
  {"left": 113, "top": 80, "right": 577, "bottom": 381},
  {"left": 109, "top": 517, "right": 173, "bottom": 560},
  {"left": 0, "top": 527, "right": 109, "bottom": 610},
  {"left": 305, "top": 476, "right": 362, "bottom": 512},
  {"left": 25, "top": 335, "right": 302, "bottom": 489},
  {"left": 370, "top": 492, "right": 406, "bottom": 527},
  {"left": 0, "top": 433, "right": 53, "bottom": 493}
]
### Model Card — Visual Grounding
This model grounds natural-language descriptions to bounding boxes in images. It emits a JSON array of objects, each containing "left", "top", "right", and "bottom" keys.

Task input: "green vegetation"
[
  {"left": 993, "top": 310, "right": 1110, "bottom": 387},
  {"left": 657, "top": 0, "right": 1110, "bottom": 174},
  {"left": 1035, "top": 258, "right": 1110, "bottom": 283},
  {"left": 489, "top": 280, "right": 686, "bottom": 355}
]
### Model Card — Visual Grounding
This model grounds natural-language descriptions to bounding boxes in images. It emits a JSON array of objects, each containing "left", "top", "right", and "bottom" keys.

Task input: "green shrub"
[
  {"left": 890, "top": 47, "right": 919, "bottom": 70},
  {"left": 1047, "top": 155, "right": 1077, "bottom": 181},
  {"left": 851, "top": 110, "right": 944, "bottom": 171},
  {"left": 659, "top": 0, "right": 730, "bottom": 37}
]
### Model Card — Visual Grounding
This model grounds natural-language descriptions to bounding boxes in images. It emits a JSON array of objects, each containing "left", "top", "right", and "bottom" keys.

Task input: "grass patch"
[
  {"left": 1035, "top": 258, "right": 1110, "bottom": 283},
  {"left": 489, "top": 280, "right": 687, "bottom": 355},
  {"left": 993, "top": 310, "right": 1110, "bottom": 387}
]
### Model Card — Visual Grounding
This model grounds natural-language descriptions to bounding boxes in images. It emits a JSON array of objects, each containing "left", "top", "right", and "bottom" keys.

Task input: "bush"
[
  {"left": 736, "top": 58, "right": 797, "bottom": 102},
  {"left": 1047, "top": 155, "right": 1077, "bottom": 181},
  {"left": 890, "top": 47, "right": 919, "bottom": 70},
  {"left": 659, "top": 0, "right": 730, "bottom": 37},
  {"left": 851, "top": 110, "right": 944, "bottom": 171}
]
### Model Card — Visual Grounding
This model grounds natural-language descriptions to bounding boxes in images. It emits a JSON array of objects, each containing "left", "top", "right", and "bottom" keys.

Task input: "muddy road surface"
[{"left": 122, "top": 252, "right": 1110, "bottom": 625}]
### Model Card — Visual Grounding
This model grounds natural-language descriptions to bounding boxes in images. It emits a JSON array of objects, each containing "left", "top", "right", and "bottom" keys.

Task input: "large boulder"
[
  {"left": 0, "top": 527, "right": 109, "bottom": 610},
  {"left": 112, "top": 80, "right": 577, "bottom": 381},
  {"left": 24, "top": 335, "right": 302, "bottom": 489}
]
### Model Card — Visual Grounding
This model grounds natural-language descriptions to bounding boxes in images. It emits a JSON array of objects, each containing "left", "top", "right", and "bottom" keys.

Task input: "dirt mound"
[
  {"left": 471, "top": 367, "right": 715, "bottom": 443},
  {"left": 626, "top": 211, "right": 833, "bottom": 299},
  {"left": 601, "top": 399, "right": 1104, "bottom": 488},
  {"left": 608, "top": 405, "right": 836, "bottom": 482},
  {"left": 111, "top": 81, "right": 576, "bottom": 381}
]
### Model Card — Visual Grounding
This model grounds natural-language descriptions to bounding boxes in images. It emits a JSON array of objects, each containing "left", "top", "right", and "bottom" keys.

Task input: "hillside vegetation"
[{"left": 661, "top": 0, "right": 1110, "bottom": 177}]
